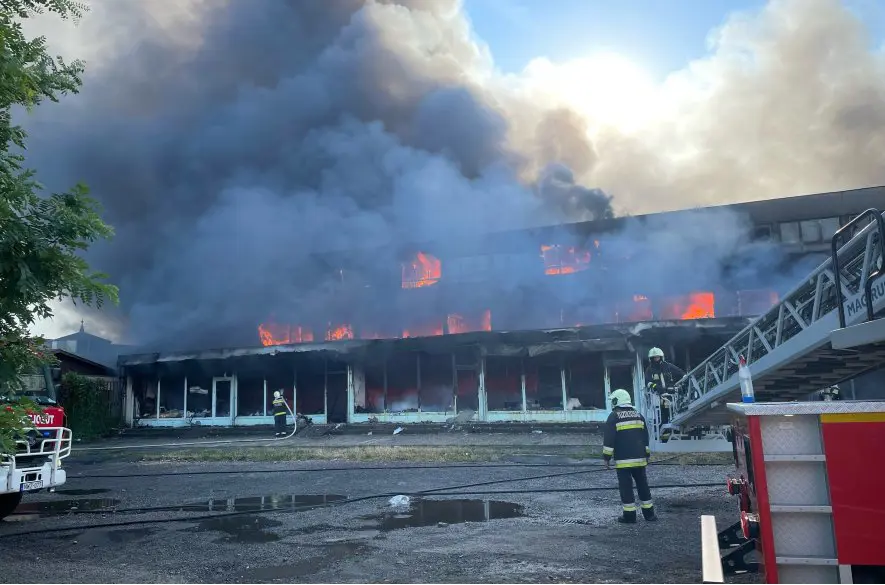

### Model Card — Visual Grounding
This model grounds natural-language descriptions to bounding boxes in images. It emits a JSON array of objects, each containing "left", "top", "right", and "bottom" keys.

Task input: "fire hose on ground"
[{"left": 0, "top": 455, "right": 726, "bottom": 538}]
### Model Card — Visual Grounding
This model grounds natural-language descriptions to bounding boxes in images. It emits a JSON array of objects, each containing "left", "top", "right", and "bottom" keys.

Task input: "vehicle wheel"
[{"left": 0, "top": 492, "right": 23, "bottom": 521}]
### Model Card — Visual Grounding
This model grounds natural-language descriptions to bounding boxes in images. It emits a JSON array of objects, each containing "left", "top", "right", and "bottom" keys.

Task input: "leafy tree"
[{"left": 0, "top": 0, "right": 117, "bottom": 455}]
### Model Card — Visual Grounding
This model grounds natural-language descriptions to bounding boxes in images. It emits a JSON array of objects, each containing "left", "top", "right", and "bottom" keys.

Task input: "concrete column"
[
  {"left": 478, "top": 356, "right": 487, "bottom": 421},
  {"left": 124, "top": 375, "right": 134, "bottom": 427}
]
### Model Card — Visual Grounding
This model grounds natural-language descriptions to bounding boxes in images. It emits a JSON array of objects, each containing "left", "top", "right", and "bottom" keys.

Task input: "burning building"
[{"left": 119, "top": 188, "right": 885, "bottom": 428}]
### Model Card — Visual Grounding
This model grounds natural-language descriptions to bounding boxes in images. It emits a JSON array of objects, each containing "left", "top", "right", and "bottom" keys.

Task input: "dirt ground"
[{"left": 0, "top": 439, "right": 754, "bottom": 584}]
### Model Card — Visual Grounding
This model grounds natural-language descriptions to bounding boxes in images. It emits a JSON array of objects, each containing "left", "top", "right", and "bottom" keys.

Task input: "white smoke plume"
[{"left": 20, "top": 0, "right": 885, "bottom": 346}]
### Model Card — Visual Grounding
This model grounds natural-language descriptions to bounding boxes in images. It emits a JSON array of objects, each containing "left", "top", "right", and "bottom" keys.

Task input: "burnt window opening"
[
  {"left": 293, "top": 359, "right": 324, "bottom": 416},
  {"left": 236, "top": 372, "right": 265, "bottom": 417},
  {"left": 266, "top": 363, "right": 295, "bottom": 417},
  {"left": 326, "top": 361, "right": 348, "bottom": 423},
  {"left": 420, "top": 353, "right": 454, "bottom": 412},
  {"left": 565, "top": 354, "right": 606, "bottom": 410},
  {"left": 525, "top": 357, "right": 564, "bottom": 410},
  {"left": 131, "top": 374, "right": 158, "bottom": 420},
  {"left": 359, "top": 361, "right": 386, "bottom": 414},
  {"left": 158, "top": 375, "right": 185, "bottom": 419},
  {"left": 456, "top": 368, "right": 479, "bottom": 412},
  {"left": 486, "top": 357, "right": 523, "bottom": 412},
  {"left": 182, "top": 366, "right": 213, "bottom": 419},
  {"left": 386, "top": 353, "right": 419, "bottom": 413}
]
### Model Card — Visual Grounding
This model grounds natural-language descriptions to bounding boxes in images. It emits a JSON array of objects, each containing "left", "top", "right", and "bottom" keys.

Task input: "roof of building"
[
  {"left": 51, "top": 348, "right": 118, "bottom": 376},
  {"left": 118, "top": 316, "right": 751, "bottom": 369},
  {"left": 53, "top": 321, "right": 114, "bottom": 345}
]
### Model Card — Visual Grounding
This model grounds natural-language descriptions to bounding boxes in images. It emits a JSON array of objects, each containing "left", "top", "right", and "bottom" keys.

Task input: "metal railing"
[
  {"left": 670, "top": 209, "right": 884, "bottom": 422},
  {"left": 8, "top": 427, "right": 73, "bottom": 462}
]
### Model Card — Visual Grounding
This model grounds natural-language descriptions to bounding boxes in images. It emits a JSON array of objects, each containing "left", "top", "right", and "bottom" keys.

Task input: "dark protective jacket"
[
  {"left": 272, "top": 396, "right": 287, "bottom": 416},
  {"left": 645, "top": 361, "right": 686, "bottom": 394},
  {"left": 602, "top": 406, "right": 650, "bottom": 469}
]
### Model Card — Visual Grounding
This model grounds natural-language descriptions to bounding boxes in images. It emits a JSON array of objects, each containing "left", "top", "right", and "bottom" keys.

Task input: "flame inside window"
[
  {"left": 447, "top": 309, "right": 492, "bottom": 334},
  {"left": 660, "top": 292, "right": 716, "bottom": 320},
  {"left": 540, "top": 244, "right": 591, "bottom": 275},
  {"left": 325, "top": 324, "right": 354, "bottom": 341},
  {"left": 402, "top": 252, "right": 441, "bottom": 288},
  {"left": 258, "top": 323, "right": 314, "bottom": 346}
]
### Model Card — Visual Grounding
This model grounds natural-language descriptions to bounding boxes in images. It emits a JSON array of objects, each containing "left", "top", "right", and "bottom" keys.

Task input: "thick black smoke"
[
  {"left": 21, "top": 0, "right": 849, "bottom": 348},
  {"left": 23, "top": 0, "right": 616, "bottom": 347}
]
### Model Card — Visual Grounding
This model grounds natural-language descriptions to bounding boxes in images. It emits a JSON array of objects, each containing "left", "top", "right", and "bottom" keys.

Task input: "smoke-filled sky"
[{"left": 21, "top": 0, "right": 885, "bottom": 345}]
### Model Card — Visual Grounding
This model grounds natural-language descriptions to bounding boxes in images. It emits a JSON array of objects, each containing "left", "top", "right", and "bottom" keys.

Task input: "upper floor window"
[{"left": 779, "top": 217, "right": 840, "bottom": 244}]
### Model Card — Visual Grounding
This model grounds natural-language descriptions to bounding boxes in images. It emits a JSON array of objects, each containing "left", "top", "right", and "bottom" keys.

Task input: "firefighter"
[
  {"left": 272, "top": 390, "right": 289, "bottom": 437},
  {"left": 603, "top": 389, "right": 657, "bottom": 523},
  {"left": 644, "top": 347, "right": 686, "bottom": 429}
]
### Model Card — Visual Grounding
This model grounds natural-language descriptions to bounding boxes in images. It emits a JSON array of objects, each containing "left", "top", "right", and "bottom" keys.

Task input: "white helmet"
[
  {"left": 273, "top": 390, "right": 282, "bottom": 399},
  {"left": 610, "top": 389, "right": 632, "bottom": 407},
  {"left": 648, "top": 347, "right": 665, "bottom": 359}
]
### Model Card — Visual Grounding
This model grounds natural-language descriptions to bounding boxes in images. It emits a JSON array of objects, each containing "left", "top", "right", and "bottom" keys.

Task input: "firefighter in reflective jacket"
[
  {"left": 272, "top": 390, "right": 289, "bottom": 437},
  {"left": 645, "top": 347, "right": 686, "bottom": 431},
  {"left": 603, "top": 389, "right": 657, "bottom": 523}
]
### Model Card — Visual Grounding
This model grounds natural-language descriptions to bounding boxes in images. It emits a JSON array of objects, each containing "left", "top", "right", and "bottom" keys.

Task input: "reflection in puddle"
[
  {"left": 192, "top": 515, "right": 283, "bottom": 544},
  {"left": 177, "top": 494, "right": 346, "bottom": 513},
  {"left": 10, "top": 498, "right": 120, "bottom": 520},
  {"left": 364, "top": 498, "right": 525, "bottom": 531},
  {"left": 54, "top": 489, "right": 111, "bottom": 496}
]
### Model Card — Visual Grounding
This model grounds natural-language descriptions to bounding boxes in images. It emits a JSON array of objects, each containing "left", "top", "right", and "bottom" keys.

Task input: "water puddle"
[
  {"left": 192, "top": 515, "right": 284, "bottom": 544},
  {"left": 54, "top": 488, "right": 111, "bottom": 496},
  {"left": 6, "top": 498, "right": 120, "bottom": 521},
  {"left": 364, "top": 498, "right": 525, "bottom": 531},
  {"left": 175, "top": 494, "right": 346, "bottom": 513}
]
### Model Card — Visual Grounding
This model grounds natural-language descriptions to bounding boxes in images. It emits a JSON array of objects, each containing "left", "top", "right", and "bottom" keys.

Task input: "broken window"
[
  {"left": 293, "top": 359, "right": 323, "bottom": 416},
  {"left": 486, "top": 357, "right": 522, "bottom": 412},
  {"left": 565, "top": 354, "right": 605, "bottom": 409},
  {"left": 237, "top": 373, "right": 265, "bottom": 417},
  {"left": 361, "top": 361, "right": 386, "bottom": 413},
  {"left": 456, "top": 369, "right": 479, "bottom": 412},
  {"left": 185, "top": 372, "right": 212, "bottom": 418},
  {"left": 386, "top": 353, "right": 419, "bottom": 412},
  {"left": 132, "top": 374, "right": 158, "bottom": 419},
  {"left": 524, "top": 357, "right": 564, "bottom": 410},
  {"left": 326, "top": 361, "right": 348, "bottom": 424},
  {"left": 158, "top": 376, "right": 185, "bottom": 419},
  {"left": 419, "top": 353, "right": 454, "bottom": 412}
]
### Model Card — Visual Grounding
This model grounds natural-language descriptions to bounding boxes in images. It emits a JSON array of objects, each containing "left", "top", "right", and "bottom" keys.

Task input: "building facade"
[{"left": 118, "top": 187, "right": 885, "bottom": 430}]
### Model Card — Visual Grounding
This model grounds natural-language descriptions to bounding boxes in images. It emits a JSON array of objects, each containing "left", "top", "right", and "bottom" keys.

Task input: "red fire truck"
[
  {"left": 702, "top": 399, "right": 885, "bottom": 584},
  {"left": 0, "top": 365, "right": 73, "bottom": 520}
]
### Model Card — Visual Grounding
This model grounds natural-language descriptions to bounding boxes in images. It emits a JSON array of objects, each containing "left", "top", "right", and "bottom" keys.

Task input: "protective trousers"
[
  {"left": 274, "top": 412, "right": 287, "bottom": 434},
  {"left": 617, "top": 467, "right": 655, "bottom": 522}
]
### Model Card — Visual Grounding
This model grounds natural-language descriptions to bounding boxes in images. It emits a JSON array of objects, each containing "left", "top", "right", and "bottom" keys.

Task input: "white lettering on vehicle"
[{"left": 29, "top": 413, "right": 55, "bottom": 425}]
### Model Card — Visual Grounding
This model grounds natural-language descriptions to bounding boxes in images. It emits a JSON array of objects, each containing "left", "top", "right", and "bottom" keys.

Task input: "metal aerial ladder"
[{"left": 668, "top": 209, "right": 885, "bottom": 431}]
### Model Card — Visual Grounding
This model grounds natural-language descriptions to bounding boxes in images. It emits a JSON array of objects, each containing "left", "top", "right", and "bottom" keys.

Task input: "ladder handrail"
[{"left": 831, "top": 209, "right": 885, "bottom": 328}]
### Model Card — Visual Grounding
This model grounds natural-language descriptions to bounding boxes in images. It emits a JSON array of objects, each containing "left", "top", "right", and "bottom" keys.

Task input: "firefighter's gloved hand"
[{"left": 647, "top": 382, "right": 658, "bottom": 391}]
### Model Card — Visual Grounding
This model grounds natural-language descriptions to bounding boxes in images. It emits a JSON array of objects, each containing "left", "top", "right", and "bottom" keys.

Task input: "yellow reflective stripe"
[
  {"left": 602, "top": 446, "right": 614, "bottom": 455},
  {"left": 623, "top": 504, "right": 636, "bottom": 512},
  {"left": 640, "top": 501, "right": 654, "bottom": 509},
  {"left": 615, "top": 458, "right": 648, "bottom": 469},
  {"left": 821, "top": 413, "right": 885, "bottom": 424},
  {"left": 616, "top": 421, "right": 645, "bottom": 431}
]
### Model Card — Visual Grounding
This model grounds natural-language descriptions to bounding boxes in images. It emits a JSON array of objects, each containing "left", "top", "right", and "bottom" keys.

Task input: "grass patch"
[{"left": 137, "top": 445, "right": 596, "bottom": 463}]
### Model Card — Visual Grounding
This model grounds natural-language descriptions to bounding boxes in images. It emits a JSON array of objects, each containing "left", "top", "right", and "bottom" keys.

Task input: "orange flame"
[
  {"left": 402, "top": 322, "right": 444, "bottom": 338},
  {"left": 659, "top": 292, "right": 716, "bottom": 320},
  {"left": 540, "top": 244, "right": 591, "bottom": 275},
  {"left": 325, "top": 324, "right": 354, "bottom": 341},
  {"left": 258, "top": 323, "right": 314, "bottom": 346},
  {"left": 447, "top": 309, "right": 492, "bottom": 334},
  {"left": 402, "top": 252, "right": 441, "bottom": 289}
]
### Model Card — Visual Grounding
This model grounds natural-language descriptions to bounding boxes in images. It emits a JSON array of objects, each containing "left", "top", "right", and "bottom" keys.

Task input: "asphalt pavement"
[{"left": 0, "top": 455, "right": 757, "bottom": 583}]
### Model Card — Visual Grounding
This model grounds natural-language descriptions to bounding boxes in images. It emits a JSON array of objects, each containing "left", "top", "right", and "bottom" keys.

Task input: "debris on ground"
[
  {"left": 388, "top": 495, "right": 411, "bottom": 507},
  {"left": 392, "top": 427, "right": 403, "bottom": 435}
]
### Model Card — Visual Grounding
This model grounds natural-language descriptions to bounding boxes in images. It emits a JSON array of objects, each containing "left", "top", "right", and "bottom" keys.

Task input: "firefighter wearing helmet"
[
  {"left": 644, "top": 347, "right": 686, "bottom": 426},
  {"left": 272, "top": 390, "right": 289, "bottom": 437},
  {"left": 603, "top": 389, "right": 657, "bottom": 523}
]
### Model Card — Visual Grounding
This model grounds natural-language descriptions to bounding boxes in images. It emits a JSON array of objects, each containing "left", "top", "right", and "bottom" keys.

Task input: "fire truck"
[{"left": 0, "top": 365, "right": 73, "bottom": 521}]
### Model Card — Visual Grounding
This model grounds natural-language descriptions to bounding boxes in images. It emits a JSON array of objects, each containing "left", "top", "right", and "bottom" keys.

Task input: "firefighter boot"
[
  {"left": 641, "top": 502, "right": 658, "bottom": 522},
  {"left": 618, "top": 505, "right": 637, "bottom": 524}
]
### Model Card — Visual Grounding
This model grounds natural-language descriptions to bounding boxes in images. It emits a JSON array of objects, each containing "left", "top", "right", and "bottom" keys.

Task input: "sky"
[
  {"left": 21, "top": 0, "right": 885, "bottom": 342},
  {"left": 464, "top": 0, "right": 884, "bottom": 76}
]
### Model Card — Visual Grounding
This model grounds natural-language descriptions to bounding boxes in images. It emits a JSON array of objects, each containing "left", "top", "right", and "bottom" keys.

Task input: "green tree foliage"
[
  {"left": 58, "top": 372, "right": 118, "bottom": 439},
  {"left": 0, "top": 0, "right": 118, "bottom": 454}
]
